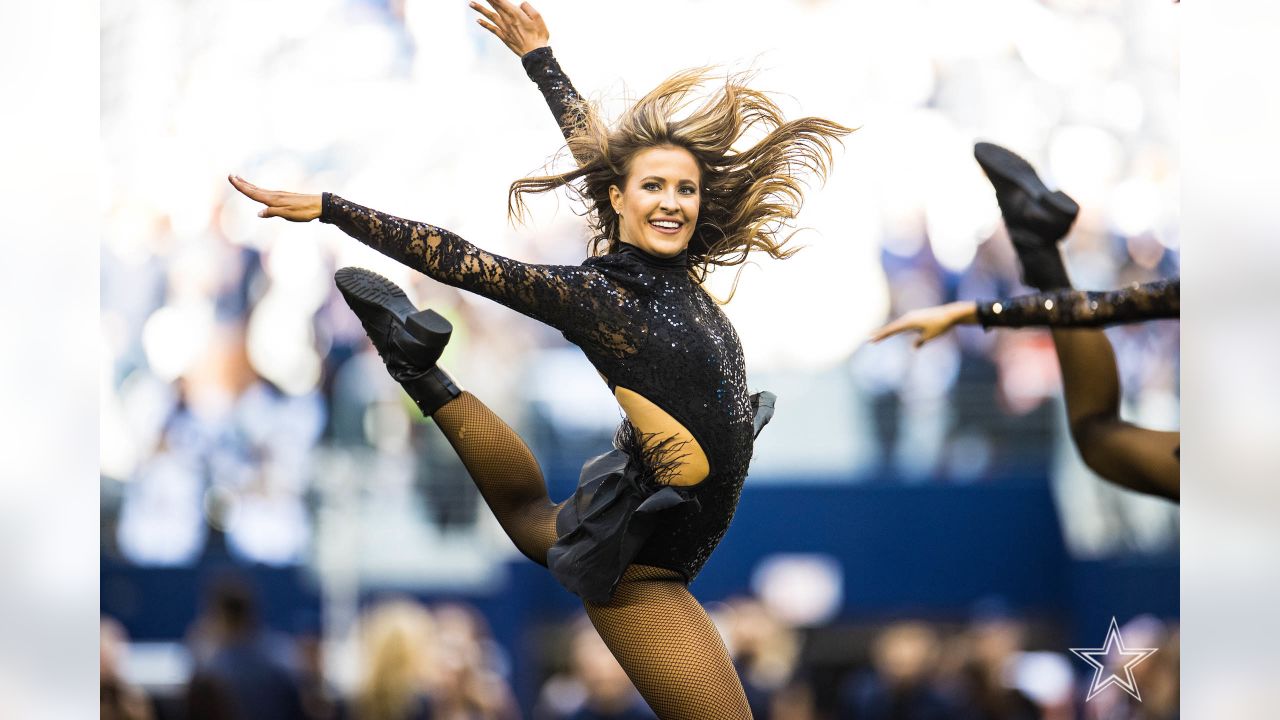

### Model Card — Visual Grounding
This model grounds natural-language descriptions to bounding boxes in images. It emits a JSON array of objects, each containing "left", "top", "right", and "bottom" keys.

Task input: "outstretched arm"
[
  {"left": 869, "top": 301, "right": 976, "bottom": 348},
  {"left": 870, "top": 278, "right": 1180, "bottom": 347},
  {"left": 471, "top": 1, "right": 588, "bottom": 160},
  {"left": 976, "top": 279, "right": 1179, "bottom": 328},
  {"left": 228, "top": 175, "right": 616, "bottom": 336}
]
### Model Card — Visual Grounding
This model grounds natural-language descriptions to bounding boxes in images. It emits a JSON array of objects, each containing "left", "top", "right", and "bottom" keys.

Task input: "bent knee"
[{"left": 1068, "top": 412, "right": 1120, "bottom": 449}]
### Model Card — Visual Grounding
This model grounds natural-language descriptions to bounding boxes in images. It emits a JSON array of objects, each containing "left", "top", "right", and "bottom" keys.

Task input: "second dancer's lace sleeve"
[
  {"left": 976, "top": 278, "right": 1180, "bottom": 328},
  {"left": 320, "top": 192, "right": 624, "bottom": 342}
]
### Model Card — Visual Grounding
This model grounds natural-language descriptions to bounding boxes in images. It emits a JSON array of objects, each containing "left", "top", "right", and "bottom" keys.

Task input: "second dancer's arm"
[
  {"left": 871, "top": 278, "right": 1180, "bottom": 347},
  {"left": 975, "top": 278, "right": 1180, "bottom": 328}
]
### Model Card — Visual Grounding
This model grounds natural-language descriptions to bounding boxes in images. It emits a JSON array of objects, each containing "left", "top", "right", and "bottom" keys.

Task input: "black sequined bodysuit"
[
  {"left": 977, "top": 278, "right": 1179, "bottom": 328},
  {"left": 319, "top": 47, "right": 760, "bottom": 587}
]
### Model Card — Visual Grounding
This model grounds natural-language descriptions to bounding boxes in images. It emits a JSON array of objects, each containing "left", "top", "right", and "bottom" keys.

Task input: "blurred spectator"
[
  {"left": 431, "top": 603, "right": 520, "bottom": 720},
  {"left": 101, "top": 616, "right": 155, "bottom": 720},
  {"left": 535, "top": 616, "right": 653, "bottom": 720},
  {"left": 719, "top": 597, "right": 813, "bottom": 720},
  {"left": 1134, "top": 622, "right": 1179, "bottom": 720},
  {"left": 838, "top": 621, "right": 955, "bottom": 720},
  {"left": 296, "top": 613, "right": 341, "bottom": 720},
  {"left": 346, "top": 599, "right": 437, "bottom": 720},
  {"left": 938, "top": 613, "right": 1041, "bottom": 720},
  {"left": 185, "top": 575, "right": 308, "bottom": 720}
]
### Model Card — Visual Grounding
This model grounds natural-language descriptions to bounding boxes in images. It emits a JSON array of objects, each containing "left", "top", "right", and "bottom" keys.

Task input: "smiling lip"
[{"left": 648, "top": 218, "right": 684, "bottom": 234}]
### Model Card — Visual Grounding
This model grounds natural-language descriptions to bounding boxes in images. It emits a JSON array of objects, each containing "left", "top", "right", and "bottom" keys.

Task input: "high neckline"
[{"left": 616, "top": 242, "right": 688, "bottom": 270}]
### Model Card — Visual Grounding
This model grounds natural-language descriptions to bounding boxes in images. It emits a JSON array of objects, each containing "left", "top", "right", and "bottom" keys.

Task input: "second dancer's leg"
[
  {"left": 1047, "top": 327, "right": 1179, "bottom": 500},
  {"left": 976, "top": 144, "right": 1179, "bottom": 501},
  {"left": 336, "top": 267, "right": 561, "bottom": 563}
]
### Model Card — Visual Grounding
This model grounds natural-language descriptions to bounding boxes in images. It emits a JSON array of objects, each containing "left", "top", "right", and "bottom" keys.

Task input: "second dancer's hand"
[
  {"left": 869, "top": 301, "right": 978, "bottom": 348},
  {"left": 228, "top": 175, "right": 322, "bottom": 222},
  {"left": 471, "top": 0, "right": 548, "bottom": 56}
]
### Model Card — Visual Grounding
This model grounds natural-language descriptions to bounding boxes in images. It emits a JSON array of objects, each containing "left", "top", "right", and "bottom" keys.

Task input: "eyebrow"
[{"left": 640, "top": 176, "right": 699, "bottom": 185}]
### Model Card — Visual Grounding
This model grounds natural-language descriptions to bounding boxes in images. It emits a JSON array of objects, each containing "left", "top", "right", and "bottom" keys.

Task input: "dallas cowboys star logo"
[{"left": 1070, "top": 617, "right": 1159, "bottom": 701}]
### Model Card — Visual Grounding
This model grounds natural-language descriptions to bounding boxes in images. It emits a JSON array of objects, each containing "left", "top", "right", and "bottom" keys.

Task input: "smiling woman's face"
[{"left": 609, "top": 145, "right": 701, "bottom": 257}]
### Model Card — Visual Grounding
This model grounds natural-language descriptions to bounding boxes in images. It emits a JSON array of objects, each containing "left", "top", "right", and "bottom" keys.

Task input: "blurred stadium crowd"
[
  {"left": 102, "top": 583, "right": 1178, "bottom": 720},
  {"left": 101, "top": 0, "right": 1179, "bottom": 717}
]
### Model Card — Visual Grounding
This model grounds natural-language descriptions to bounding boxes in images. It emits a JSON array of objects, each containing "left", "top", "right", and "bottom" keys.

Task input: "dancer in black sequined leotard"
[
  {"left": 872, "top": 143, "right": 1179, "bottom": 502},
  {"left": 316, "top": 190, "right": 762, "bottom": 589},
  {"left": 230, "top": 2, "right": 849, "bottom": 717}
]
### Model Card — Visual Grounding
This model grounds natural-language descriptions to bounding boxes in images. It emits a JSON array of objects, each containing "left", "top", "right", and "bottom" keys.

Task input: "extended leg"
[
  {"left": 584, "top": 566, "right": 752, "bottom": 720},
  {"left": 975, "top": 144, "right": 1179, "bottom": 502},
  {"left": 335, "top": 267, "right": 562, "bottom": 563},
  {"left": 1051, "top": 327, "right": 1180, "bottom": 500},
  {"left": 432, "top": 392, "right": 562, "bottom": 564}
]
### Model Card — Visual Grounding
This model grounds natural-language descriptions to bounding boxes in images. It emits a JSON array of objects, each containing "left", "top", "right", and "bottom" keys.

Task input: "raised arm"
[
  {"left": 520, "top": 46, "right": 586, "bottom": 148},
  {"left": 976, "top": 278, "right": 1180, "bottom": 328},
  {"left": 471, "top": 1, "right": 588, "bottom": 158}
]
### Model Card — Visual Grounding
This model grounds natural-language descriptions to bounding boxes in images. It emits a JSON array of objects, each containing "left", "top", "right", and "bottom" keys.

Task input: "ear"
[{"left": 608, "top": 184, "right": 623, "bottom": 215}]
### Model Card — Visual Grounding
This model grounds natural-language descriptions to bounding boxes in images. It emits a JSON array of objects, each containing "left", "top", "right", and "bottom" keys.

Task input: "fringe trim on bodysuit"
[
  {"left": 612, "top": 420, "right": 694, "bottom": 493},
  {"left": 547, "top": 420, "right": 701, "bottom": 604}
]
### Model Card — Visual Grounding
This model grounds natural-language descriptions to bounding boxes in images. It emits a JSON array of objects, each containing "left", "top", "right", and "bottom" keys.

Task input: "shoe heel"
[
  {"left": 1045, "top": 190, "right": 1079, "bottom": 218},
  {"left": 406, "top": 309, "right": 452, "bottom": 346}
]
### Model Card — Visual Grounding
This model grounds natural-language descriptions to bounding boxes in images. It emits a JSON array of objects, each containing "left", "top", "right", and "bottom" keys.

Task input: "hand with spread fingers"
[
  {"left": 869, "top": 301, "right": 978, "bottom": 348},
  {"left": 228, "top": 175, "right": 322, "bottom": 222},
  {"left": 470, "top": 0, "right": 549, "bottom": 57}
]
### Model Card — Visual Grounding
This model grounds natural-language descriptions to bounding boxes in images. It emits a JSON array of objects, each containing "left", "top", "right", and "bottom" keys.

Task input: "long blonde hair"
[
  {"left": 510, "top": 68, "right": 853, "bottom": 286},
  {"left": 353, "top": 600, "right": 437, "bottom": 720}
]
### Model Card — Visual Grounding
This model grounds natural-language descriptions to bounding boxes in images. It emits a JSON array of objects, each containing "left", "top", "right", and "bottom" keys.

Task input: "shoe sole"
[
  {"left": 334, "top": 267, "right": 452, "bottom": 345},
  {"left": 974, "top": 142, "right": 1079, "bottom": 218}
]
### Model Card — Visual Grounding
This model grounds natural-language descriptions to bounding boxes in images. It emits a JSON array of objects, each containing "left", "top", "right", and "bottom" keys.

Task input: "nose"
[{"left": 659, "top": 188, "right": 680, "bottom": 212}]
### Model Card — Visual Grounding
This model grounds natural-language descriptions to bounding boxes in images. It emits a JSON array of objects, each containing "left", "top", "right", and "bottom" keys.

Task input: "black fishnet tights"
[
  {"left": 585, "top": 565, "right": 753, "bottom": 720},
  {"left": 431, "top": 392, "right": 753, "bottom": 718},
  {"left": 1029, "top": 257, "right": 1180, "bottom": 501},
  {"left": 432, "top": 391, "right": 562, "bottom": 565}
]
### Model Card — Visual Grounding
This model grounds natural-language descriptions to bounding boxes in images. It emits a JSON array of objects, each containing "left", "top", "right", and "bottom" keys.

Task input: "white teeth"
[{"left": 651, "top": 220, "right": 681, "bottom": 229}]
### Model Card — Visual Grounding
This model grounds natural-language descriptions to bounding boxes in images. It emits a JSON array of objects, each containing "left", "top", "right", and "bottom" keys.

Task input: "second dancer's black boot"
[
  {"left": 975, "top": 142, "right": 1078, "bottom": 291},
  {"left": 335, "top": 267, "right": 461, "bottom": 416}
]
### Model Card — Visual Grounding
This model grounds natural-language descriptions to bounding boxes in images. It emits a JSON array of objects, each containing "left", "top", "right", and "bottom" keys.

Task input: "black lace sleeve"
[
  {"left": 320, "top": 192, "right": 622, "bottom": 338},
  {"left": 520, "top": 46, "right": 588, "bottom": 161},
  {"left": 977, "top": 278, "right": 1180, "bottom": 328}
]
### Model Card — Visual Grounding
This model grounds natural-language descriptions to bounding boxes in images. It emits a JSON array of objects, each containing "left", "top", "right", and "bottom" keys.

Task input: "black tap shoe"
[
  {"left": 335, "top": 267, "right": 461, "bottom": 414},
  {"left": 974, "top": 142, "right": 1079, "bottom": 289}
]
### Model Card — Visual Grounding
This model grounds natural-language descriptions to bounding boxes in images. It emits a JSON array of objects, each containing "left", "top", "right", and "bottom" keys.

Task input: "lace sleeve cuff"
[
  {"left": 520, "top": 45, "right": 554, "bottom": 73},
  {"left": 319, "top": 192, "right": 338, "bottom": 224}
]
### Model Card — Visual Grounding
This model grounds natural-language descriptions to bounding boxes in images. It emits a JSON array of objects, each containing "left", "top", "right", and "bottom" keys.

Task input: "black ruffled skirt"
[{"left": 547, "top": 391, "right": 775, "bottom": 605}]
